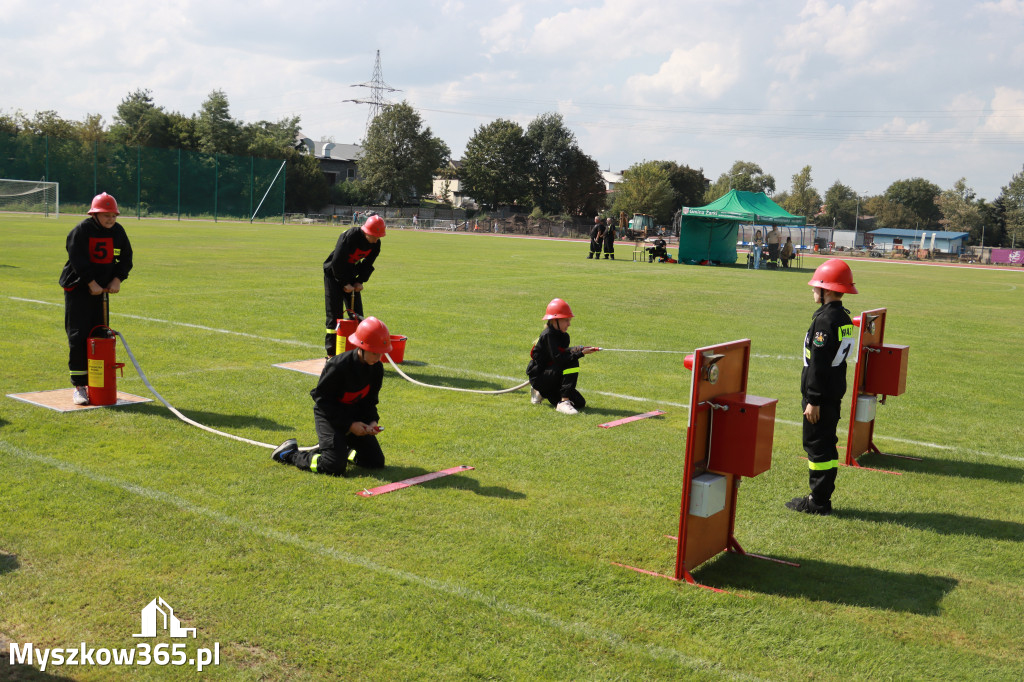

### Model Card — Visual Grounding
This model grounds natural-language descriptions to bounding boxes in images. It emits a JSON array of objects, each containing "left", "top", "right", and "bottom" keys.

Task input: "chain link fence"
[{"left": 0, "top": 132, "right": 285, "bottom": 221}]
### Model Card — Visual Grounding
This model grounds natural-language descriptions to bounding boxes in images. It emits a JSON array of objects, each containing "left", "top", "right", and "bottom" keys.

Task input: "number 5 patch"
[{"left": 89, "top": 237, "right": 114, "bottom": 264}]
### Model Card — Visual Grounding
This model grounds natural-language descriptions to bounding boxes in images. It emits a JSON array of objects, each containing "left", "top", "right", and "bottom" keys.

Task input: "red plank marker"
[
  {"left": 357, "top": 465, "right": 475, "bottom": 497},
  {"left": 597, "top": 410, "right": 665, "bottom": 429}
]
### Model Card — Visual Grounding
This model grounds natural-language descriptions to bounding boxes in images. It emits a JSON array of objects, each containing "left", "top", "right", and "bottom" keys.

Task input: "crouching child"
[
  {"left": 273, "top": 317, "right": 392, "bottom": 476},
  {"left": 526, "top": 298, "right": 599, "bottom": 415}
]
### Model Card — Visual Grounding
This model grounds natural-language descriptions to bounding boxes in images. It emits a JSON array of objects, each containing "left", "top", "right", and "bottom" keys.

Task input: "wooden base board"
[
  {"left": 272, "top": 358, "right": 326, "bottom": 377},
  {"left": 7, "top": 388, "right": 152, "bottom": 412}
]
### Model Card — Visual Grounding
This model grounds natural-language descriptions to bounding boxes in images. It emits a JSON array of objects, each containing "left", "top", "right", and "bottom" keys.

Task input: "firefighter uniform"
[
  {"left": 527, "top": 324, "right": 587, "bottom": 409},
  {"left": 801, "top": 300, "right": 856, "bottom": 508},
  {"left": 588, "top": 221, "right": 604, "bottom": 259},
  {"left": 58, "top": 216, "right": 133, "bottom": 387},
  {"left": 288, "top": 349, "right": 385, "bottom": 476},
  {"left": 602, "top": 224, "right": 616, "bottom": 259},
  {"left": 323, "top": 226, "right": 381, "bottom": 355}
]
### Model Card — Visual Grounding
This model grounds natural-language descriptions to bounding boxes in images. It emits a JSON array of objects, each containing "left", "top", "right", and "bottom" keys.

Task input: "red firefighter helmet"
[
  {"left": 808, "top": 258, "right": 858, "bottom": 294},
  {"left": 542, "top": 298, "right": 574, "bottom": 320},
  {"left": 361, "top": 214, "right": 386, "bottom": 238},
  {"left": 348, "top": 316, "right": 393, "bottom": 354},
  {"left": 88, "top": 192, "right": 120, "bottom": 215}
]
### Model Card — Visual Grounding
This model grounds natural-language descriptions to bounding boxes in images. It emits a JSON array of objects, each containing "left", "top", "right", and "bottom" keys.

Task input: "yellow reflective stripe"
[
  {"left": 839, "top": 324, "right": 855, "bottom": 340},
  {"left": 808, "top": 460, "right": 838, "bottom": 471},
  {"left": 70, "top": 370, "right": 88, "bottom": 376},
  {"left": 347, "top": 449, "right": 357, "bottom": 463},
  {"left": 563, "top": 367, "right": 580, "bottom": 375},
  {"left": 113, "top": 248, "right": 121, "bottom": 256},
  {"left": 310, "top": 453, "right": 320, "bottom": 473},
  {"left": 326, "top": 328, "right": 336, "bottom": 334},
  {"left": 804, "top": 347, "right": 811, "bottom": 359}
]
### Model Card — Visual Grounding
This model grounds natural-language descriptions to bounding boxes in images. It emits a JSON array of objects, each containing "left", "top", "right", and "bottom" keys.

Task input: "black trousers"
[
  {"left": 803, "top": 399, "right": 841, "bottom": 504},
  {"left": 530, "top": 359, "right": 586, "bottom": 409},
  {"left": 64, "top": 287, "right": 106, "bottom": 387},
  {"left": 324, "top": 275, "right": 363, "bottom": 356},
  {"left": 588, "top": 240, "right": 602, "bottom": 257},
  {"left": 289, "top": 406, "right": 385, "bottom": 476}
]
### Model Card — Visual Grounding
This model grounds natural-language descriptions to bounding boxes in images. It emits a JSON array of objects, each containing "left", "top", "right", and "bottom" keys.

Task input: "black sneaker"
[
  {"left": 272, "top": 439, "right": 298, "bottom": 464},
  {"left": 785, "top": 495, "right": 831, "bottom": 516}
]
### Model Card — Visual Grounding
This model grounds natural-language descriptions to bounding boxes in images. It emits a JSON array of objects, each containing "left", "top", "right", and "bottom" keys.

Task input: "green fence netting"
[{"left": 0, "top": 132, "right": 285, "bottom": 221}]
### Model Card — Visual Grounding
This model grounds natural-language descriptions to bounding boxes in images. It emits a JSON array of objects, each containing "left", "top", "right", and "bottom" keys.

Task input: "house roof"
[
  {"left": 296, "top": 137, "right": 364, "bottom": 160},
  {"left": 867, "top": 228, "right": 969, "bottom": 239}
]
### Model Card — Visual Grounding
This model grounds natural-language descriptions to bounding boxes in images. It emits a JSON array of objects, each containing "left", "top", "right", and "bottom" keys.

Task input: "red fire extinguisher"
[
  {"left": 87, "top": 326, "right": 124, "bottom": 406},
  {"left": 86, "top": 294, "right": 124, "bottom": 406}
]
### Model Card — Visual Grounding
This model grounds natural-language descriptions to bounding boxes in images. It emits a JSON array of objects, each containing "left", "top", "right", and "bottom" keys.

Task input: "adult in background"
[
  {"left": 602, "top": 218, "right": 617, "bottom": 259},
  {"left": 588, "top": 216, "right": 605, "bottom": 259},
  {"left": 767, "top": 226, "right": 781, "bottom": 264},
  {"left": 780, "top": 236, "right": 795, "bottom": 268},
  {"left": 649, "top": 237, "right": 669, "bottom": 262},
  {"left": 58, "top": 193, "right": 133, "bottom": 405},
  {"left": 322, "top": 214, "right": 385, "bottom": 357},
  {"left": 786, "top": 259, "right": 858, "bottom": 516},
  {"left": 752, "top": 229, "right": 764, "bottom": 269}
]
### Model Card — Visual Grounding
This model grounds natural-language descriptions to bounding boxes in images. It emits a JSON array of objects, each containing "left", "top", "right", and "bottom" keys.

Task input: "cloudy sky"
[{"left": 3, "top": 0, "right": 1024, "bottom": 201}]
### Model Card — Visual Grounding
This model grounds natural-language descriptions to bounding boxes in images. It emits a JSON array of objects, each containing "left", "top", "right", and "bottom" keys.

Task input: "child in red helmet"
[
  {"left": 322, "top": 214, "right": 385, "bottom": 357},
  {"left": 526, "top": 298, "right": 600, "bottom": 414},
  {"left": 786, "top": 258, "right": 858, "bottom": 516},
  {"left": 273, "top": 317, "right": 391, "bottom": 476},
  {"left": 58, "top": 193, "right": 134, "bottom": 405}
]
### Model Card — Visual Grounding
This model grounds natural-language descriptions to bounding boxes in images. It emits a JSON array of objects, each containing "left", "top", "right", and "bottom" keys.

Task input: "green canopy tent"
[{"left": 677, "top": 190, "right": 806, "bottom": 264}]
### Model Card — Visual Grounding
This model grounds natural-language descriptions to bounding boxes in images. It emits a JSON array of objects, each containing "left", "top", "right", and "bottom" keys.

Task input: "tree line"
[{"left": 4, "top": 90, "right": 1023, "bottom": 245}]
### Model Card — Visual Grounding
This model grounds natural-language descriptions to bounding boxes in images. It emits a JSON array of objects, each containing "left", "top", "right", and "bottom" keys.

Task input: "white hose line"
[
  {"left": 116, "top": 330, "right": 279, "bottom": 450},
  {"left": 597, "top": 348, "right": 691, "bottom": 354},
  {"left": 384, "top": 353, "right": 530, "bottom": 394}
]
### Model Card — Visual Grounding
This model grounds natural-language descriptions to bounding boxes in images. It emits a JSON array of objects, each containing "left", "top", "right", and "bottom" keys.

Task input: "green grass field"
[{"left": 2, "top": 215, "right": 1023, "bottom": 681}]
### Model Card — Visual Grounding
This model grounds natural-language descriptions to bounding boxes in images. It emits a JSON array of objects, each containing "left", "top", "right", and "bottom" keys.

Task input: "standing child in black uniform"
[
  {"left": 58, "top": 193, "right": 133, "bottom": 405},
  {"left": 786, "top": 259, "right": 858, "bottom": 515},
  {"left": 273, "top": 317, "right": 392, "bottom": 476},
  {"left": 526, "top": 298, "right": 599, "bottom": 415},
  {"left": 603, "top": 218, "right": 616, "bottom": 259},
  {"left": 588, "top": 216, "right": 605, "bottom": 259},
  {"left": 322, "top": 214, "right": 386, "bottom": 357}
]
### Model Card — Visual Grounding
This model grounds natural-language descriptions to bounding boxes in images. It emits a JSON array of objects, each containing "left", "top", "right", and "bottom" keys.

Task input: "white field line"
[
  {"left": 0, "top": 440, "right": 761, "bottom": 682},
  {"left": 11, "top": 297, "right": 1018, "bottom": 463}
]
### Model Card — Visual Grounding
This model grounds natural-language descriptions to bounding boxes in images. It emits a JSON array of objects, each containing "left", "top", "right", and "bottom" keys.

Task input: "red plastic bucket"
[
  {"left": 336, "top": 318, "right": 359, "bottom": 354},
  {"left": 388, "top": 335, "right": 408, "bottom": 363}
]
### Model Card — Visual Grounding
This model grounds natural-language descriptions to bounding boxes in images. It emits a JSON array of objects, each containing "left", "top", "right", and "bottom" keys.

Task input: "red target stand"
[
  {"left": 843, "top": 308, "right": 917, "bottom": 474},
  {"left": 614, "top": 339, "right": 798, "bottom": 593}
]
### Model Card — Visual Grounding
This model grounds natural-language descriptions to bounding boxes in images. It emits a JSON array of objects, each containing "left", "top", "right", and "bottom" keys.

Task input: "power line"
[{"left": 343, "top": 50, "right": 401, "bottom": 141}]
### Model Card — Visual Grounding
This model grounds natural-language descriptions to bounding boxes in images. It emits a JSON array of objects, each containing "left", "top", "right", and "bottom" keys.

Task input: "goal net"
[{"left": 0, "top": 179, "right": 59, "bottom": 218}]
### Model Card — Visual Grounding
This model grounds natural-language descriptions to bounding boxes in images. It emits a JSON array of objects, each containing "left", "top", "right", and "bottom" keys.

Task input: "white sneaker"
[
  {"left": 72, "top": 386, "right": 89, "bottom": 405},
  {"left": 555, "top": 401, "right": 578, "bottom": 415},
  {"left": 530, "top": 388, "right": 543, "bottom": 405}
]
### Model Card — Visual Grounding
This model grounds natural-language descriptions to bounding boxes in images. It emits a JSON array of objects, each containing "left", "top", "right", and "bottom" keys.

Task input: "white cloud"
[
  {"left": 981, "top": 87, "right": 1024, "bottom": 135},
  {"left": 480, "top": 4, "right": 526, "bottom": 55},
  {"left": 778, "top": 0, "right": 922, "bottom": 75},
  {"left": 626, "top": 43, "right": 740, "bottom": 101},
  {"left": 979, "top": 0, "right": 1024, "bottom": 17}
]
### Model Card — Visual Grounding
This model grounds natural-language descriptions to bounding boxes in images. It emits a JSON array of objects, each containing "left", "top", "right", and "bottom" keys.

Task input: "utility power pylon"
[{"left": 345, "top": 50, "right": 401, "bottom": 140}]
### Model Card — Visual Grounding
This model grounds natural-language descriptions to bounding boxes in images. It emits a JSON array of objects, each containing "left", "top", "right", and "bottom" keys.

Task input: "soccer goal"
[{"left": 0, "top": 179, "right": 60, "bottom": 218}]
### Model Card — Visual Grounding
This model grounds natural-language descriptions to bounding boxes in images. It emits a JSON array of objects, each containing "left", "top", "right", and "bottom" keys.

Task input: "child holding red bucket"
[
  {"left": 526, "top": 298, "right": 599, "bottom": 415},
  {"left": 273, "top": 317, "right": 391, "bottom": 476},
  {"left": 58, "top": 192, "right": 134, "bottom": 405},
  {"left": 322, "top": 213, "right": 385, "bottom": 357}
]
